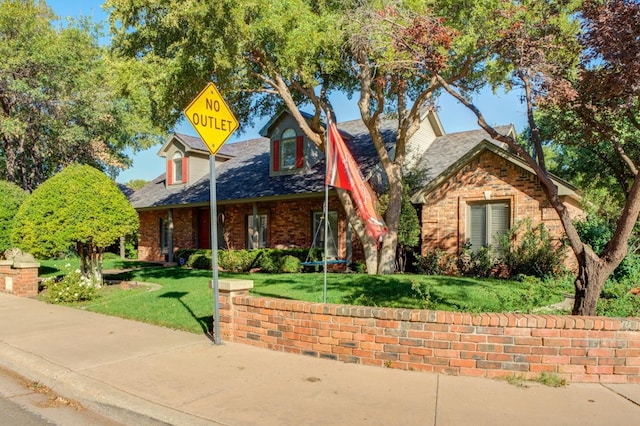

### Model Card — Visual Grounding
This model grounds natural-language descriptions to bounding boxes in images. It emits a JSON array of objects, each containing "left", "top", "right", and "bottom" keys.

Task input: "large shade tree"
[
  {"left": 394, "top": 0, "right": 640, "bottom": 315},
  {"left": 0, "top": 0, "right": 163, "bottom": 191},
  {"left": 105, "top": 0, "right": 500, "bottom": 274},
  {"left": 0, "top": 180, "right": 27, "bottom": 253},
  {"left": 11, "top": 164, "right": 138, "bottom": 282}
]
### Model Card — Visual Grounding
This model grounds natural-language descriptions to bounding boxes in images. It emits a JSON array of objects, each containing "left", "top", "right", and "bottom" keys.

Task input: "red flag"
[
  {"left": 326, "top": 122, "right": 353, "bottom": 191},
  {"left": 326, "top": 121, "right": 388, "bottom": 241}
]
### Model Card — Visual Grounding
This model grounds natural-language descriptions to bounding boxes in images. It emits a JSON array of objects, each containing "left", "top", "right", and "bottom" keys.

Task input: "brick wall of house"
[
  {"left": 138, "top": 208, "right": 197, "bottom": 261},
  {"left": 138, "top": 196, "right": 361, "bottom": 263},
  {"left": 218, "top": 288, "right": 640, "bottom": 384},
  {"left": 173, "top": 208, "right": 197, "bottom": 252},
  {"left": 220, "top": 196, "right": 348, "bottom": 255},
  {"left": 420, "top": 150, "right": 581, "bottom": 260},
  {"left": 138, "top": 210, "right": 162, "bottom": 261}
]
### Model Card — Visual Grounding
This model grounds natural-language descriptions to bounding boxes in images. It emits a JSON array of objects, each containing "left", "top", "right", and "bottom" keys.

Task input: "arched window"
[
  {"left": 173, "top": 152, "right": 184, "bottom": 183},
  {"left": 280, "top": 129, "right": 297, "bottom": 169}
]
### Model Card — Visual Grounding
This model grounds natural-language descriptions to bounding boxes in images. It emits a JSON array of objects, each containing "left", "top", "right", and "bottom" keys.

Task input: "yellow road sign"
[{"left": 184, "top": 83, "right": 238, "bottom": 155}]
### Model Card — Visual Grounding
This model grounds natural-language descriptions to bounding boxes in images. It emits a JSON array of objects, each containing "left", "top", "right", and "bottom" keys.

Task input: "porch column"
[{"left": 168, "top": 209, "right": 174, "bottom": 263}]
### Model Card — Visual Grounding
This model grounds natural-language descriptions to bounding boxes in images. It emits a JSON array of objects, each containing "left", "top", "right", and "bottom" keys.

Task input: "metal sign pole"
[
  {"left": 210, "top": 155, "right": 221, "bottom": 344},
  {"left": 184, "top": 82, "right": 238, "bottom": 346}
]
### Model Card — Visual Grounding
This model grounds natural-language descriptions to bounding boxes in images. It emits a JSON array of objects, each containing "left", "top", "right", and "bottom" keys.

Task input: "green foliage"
[
  {"left": 174, "top": 248, "right": 199, "bottom": 266},
  {"left": 409, "top": 279, "right": 431, "bottom": 309},
  {"left": 123, "top": 179, "right": 148, "bottom": 190},
  {"left": 500, "top": 372, "right": 567, "bottom": 388},
  {"left": 41, "top": 265, "right": 99, "bottom": 304},
  {"left": 280, "top": 255, "right": 302, "bottom": 273},
  {"left": 11, "top": 165, "right": 138, "bottom": 278},
  {"left": 190, "top": 253, "right": 213, "bottom": 270},
  {"left": 0, "top": 1, "right": 162, "bottom": 190},
  {"left": 349, "top": 261, "right": 366, "bottom": 273},
  {"left": 413, "top": 249, "right": 447, "bottom": 275},
  {"left": 107, "top": 0, "right": 347, "bottom": 128},
  {"left": 498, "top": 219, "right": 567, "bottom": 279},
  {"left": 218, "top": 249, "right": 259, "bottom": 272},
  {"left": 416, "top": 221, "right": 566, "bottom": 281},
  {"left": 596, "top": 279, "right": 640, "bottom": 317},
  {"left": 181, "top": 248, "right": 318, "bottom": 273},
  {"left": 0, "top": 180, "right": 27, "bottom": 252},
  {"left": 457, "top": 243, "right": 495, "bottom": 278}
]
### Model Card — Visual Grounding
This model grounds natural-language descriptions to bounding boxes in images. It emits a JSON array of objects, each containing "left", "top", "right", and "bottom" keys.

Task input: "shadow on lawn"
[
  {"left": 342, "top": 275, "right": 485, "bottom": 310},
  {"left": 159, "top": 291, "right": 214, "bottom": 342}
]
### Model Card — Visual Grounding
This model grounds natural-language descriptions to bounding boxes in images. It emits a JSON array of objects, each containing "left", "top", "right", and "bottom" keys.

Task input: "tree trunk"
[
  {"left": 363, "top": 241, "right": 379, "bottom": 274},
  {"left": 377, "top": 164, "right": 403, "bottom": 274},
  {"left": 572, "top": 249, "right": 612, "bottom": 316},
  {"left": 336, "top": 189, "right": 380, "bottom": 274}
]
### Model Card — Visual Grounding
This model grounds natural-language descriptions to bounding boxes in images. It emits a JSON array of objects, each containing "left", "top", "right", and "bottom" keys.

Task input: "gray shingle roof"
[
  {"left": 129, "top": 117, "right": 511, "bottom": 209},
  {"left": 416, "top": 126, "right": 512, "bottom": 185},
  {"left": 173, "top": 133, "right": 236, "bottom": 157}
]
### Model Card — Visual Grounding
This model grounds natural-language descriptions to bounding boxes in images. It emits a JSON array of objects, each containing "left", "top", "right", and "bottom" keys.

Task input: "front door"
[{"left": 198, "top": 208, "right": 210, "bottom": 249}]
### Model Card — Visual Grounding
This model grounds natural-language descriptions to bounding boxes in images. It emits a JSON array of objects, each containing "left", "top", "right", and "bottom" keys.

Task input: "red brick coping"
[{"left": 216, "top": 281, "right": 640, "bottom": 384}]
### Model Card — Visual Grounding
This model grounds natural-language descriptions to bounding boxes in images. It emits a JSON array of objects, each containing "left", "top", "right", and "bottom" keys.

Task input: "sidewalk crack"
[{"left": 601, "top": 384, "right": 640, "bottom": 408}]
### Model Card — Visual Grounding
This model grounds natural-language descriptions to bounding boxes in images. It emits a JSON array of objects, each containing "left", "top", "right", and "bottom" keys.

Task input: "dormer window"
[
  {"left": 281, "top": 129, "right": 297, "bottom": 169},
  {"left": 272, "top": 129, "right": 304, "bottom": 172},
  {"left": 167, "top": 151, "right": 188, "bottom": 185},
  {"left": 173, "top": 152, "right": 184, "bottom": 183}
]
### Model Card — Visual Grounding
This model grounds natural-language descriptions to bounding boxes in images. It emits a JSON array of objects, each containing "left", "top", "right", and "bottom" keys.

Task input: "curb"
[{"left": 0, "top": 342, "right": 221, "bottom": 426}]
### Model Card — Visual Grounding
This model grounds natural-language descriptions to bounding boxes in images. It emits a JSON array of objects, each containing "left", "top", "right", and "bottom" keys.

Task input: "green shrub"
[
  {"left": 179, "top": 248, "right": 326, "bottom": 273},
  {"left": 597, "top": 279, "right": 640, "bottom": 317},
  {"left": 218, "top": 249, "right": 259, "bottom": 272},
  {"left": 280, "top": 255, "right": 301, "bottom": 273},
  {"left": 349, "top": 261, "right": 366, "bottom": 273},
  {"left": 190, "top": 254, "right": 212, "bottom": 270},
  {"left": 41, "top": 266, "right": 99, "bottom": 304},
  {"left": 175, "top": 248, "right": 199, "bottom": 266},
  {"left": 414, "top": 249, "right": 447, "bottom": 275},
  {"left": 499, "top": 219, "right": 567, "bottom": 279},
  {"left": 457, "top": 243, "right": 495, "bottom": 278}
]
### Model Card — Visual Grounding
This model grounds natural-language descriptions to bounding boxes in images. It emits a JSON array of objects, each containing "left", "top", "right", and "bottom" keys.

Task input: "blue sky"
[{"left": 47, "top": 1, "right": 527, "bottom": 184}]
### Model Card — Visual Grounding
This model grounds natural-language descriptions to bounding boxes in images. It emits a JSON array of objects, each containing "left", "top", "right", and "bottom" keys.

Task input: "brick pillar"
[
  {"left": 211, "top": 278, "right": 253, "bottom": 342},
  {"left": 0, "top": 260, "right": 12, "bottom": 293},
  {"left": 2, "top": 259, "right": 40, "bottom": 297}
]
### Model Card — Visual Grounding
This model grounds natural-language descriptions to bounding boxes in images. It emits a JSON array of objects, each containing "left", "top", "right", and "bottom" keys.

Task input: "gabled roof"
[
  {"left": 156, "top": 133, "right": 236, "bottom": 159},
  {"left": 130, "top": 112, "right": 537, "bottom": 211},
  {"left": 414, "top": 125, "right": 513, "bottom": 186},
  {"left": 130, "top": 115, "right": 399, "bottom": 210},
  {"left": 259, "top": 110, "right": 316, "bottom": 137},
  {"left": 410, "top": 136, "right": 580, "bottom": 204}
]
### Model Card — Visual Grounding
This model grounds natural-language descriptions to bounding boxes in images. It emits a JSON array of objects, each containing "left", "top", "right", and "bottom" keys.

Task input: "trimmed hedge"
[{"left": 174, "top": 247, "right": 323, "bottom": 273}]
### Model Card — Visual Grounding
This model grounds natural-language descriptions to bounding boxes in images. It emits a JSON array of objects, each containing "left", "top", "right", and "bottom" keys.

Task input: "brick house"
[
  {"left": 410, "top": 136, "right": 582, "bottom": 259},
  {"left": 129, "top": 109, "right": 581, "bottom": 266}
]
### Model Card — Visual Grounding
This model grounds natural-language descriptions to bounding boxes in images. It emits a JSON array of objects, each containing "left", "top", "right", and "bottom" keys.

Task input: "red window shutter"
[
  {"left": 273, "top": 140, "right": 280, "bottom": 171},
  {"left": 167, "top": 159, "right": 173, "bottom": 185},
  {"left": 182, "top": 156, "right": 188, "bottom": 184},
  {"left": 296, "top": 135, "right": 304, "bottom": 168}
]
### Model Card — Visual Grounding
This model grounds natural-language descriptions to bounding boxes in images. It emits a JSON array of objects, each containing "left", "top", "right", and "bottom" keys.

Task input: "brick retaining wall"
[{"left": 217, "top": 282, "right": 640, "bottom": 384}]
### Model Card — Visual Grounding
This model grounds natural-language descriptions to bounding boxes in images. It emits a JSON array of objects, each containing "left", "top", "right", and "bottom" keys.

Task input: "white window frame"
[{"left": 173, "top": 152, "right": 184, "bottom": 183}]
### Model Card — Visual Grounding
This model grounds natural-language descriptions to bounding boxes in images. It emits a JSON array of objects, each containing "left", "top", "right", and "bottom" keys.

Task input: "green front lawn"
[{"left": 36, "top": 260, "right": 568, "bottom": 334}]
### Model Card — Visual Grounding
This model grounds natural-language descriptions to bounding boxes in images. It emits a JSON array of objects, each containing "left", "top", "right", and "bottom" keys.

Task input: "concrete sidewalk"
[{"left": 0, "top": 292, "right": 638, "bottom": 426}]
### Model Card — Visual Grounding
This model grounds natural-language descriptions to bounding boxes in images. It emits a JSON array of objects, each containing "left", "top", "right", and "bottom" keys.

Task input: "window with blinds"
[{"left": 468, "top": 201, "right": 510, "bottom": 251}]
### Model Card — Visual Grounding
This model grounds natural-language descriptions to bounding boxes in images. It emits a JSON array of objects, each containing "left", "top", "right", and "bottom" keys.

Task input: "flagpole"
[{"left": 323, "top": 117, "right": 329, "bottom": 303}]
